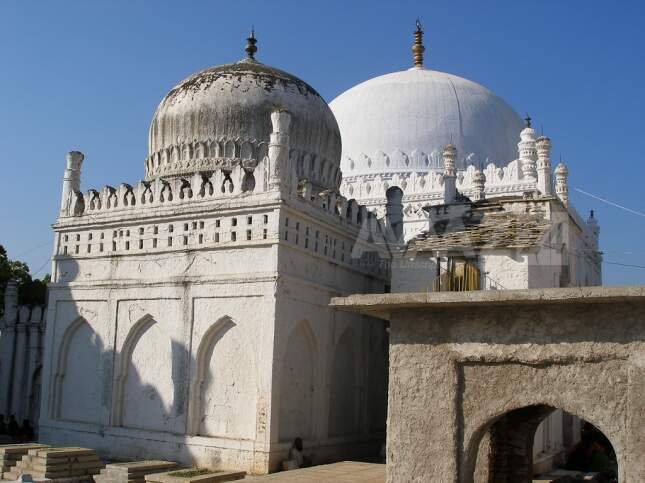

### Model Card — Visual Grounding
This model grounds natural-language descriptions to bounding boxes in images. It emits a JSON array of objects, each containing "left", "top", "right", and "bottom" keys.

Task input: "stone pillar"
[
  {"left": 554, "top": 162, "right": 569, "bottom": 206},
  {"left": 59, "top": 151, "right": 84, "bottom": 217},
  {"left": 11, "top": 309, "right": 29, "bottom": 419},
  {"left": 24, "top": 308, "right": 44, "bottom": 423},
  {"left": 0, "top": 280, "right": 18, "bottom": 414},
  {"left": 268, "top": 110, "right": 291, "bottom": 192},
  {"left": 471, "top": 168, "right": 486, "bottom": 201},
  {"left": 518, "top": 122, "right": 537, "bottom": 181},
  {"left": 536, "top": 136, "right": 553, "bottom": 196},
  {"left": 442, "top": 143, "right": 457, "bottom": 204}
]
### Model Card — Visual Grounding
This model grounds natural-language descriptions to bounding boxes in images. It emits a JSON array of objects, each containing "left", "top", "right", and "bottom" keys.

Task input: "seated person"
[{"left": 286, "top": 437, "right": 311, "bottom": 469}]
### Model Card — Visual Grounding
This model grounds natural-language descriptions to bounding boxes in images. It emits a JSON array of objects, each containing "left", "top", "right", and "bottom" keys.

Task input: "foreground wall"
[{"left": 331, "top": 286, "right": 645, "bottom": 483}]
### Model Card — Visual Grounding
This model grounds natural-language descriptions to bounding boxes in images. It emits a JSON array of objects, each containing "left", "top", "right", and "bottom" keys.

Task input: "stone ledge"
[
  {"left": 144, "top": 470, "right": 245, "bottom": 483},
  {"left": 330, "top": 285, "right": 645, "bottom": 320}
]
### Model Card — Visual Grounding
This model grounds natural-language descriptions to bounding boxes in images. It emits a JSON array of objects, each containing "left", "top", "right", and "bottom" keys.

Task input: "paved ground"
[{"left": 244, "top": 462, "right": 385, "bottom": 482}]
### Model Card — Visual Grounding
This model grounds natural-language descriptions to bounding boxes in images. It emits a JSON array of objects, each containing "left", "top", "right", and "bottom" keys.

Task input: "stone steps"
[
  {"left": 0, "top": 443, "right": 50, "bottom": 479},
  {"left": 3, "top": 447, "right": 104, "bottom": 480}
]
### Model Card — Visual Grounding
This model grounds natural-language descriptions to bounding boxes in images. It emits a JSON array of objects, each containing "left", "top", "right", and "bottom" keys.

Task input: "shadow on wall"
[{"left": 44, "top": 300, "right": 387, "bottom": 470}]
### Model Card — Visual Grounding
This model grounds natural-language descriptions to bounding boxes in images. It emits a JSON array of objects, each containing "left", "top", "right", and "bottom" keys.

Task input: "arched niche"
[
  {"left": 113, "top": 315, "right": 174, "bottom": 432},
  {"left": 53, "top": 318, "right": 104, "bottom": 424},
  {"left": 328, "top": 328, "right": 359, "bottom": 437},
  {"left": 190, "top": 316, "right": 256, "bottom": 439},
  {"left": 279, "top": 320, "right": 317, "bottom": 442}
]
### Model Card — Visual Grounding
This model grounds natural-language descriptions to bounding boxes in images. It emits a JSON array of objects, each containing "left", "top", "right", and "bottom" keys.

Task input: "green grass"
[{"left": 167, "top": 469, "right": 215, "bottom": 478}]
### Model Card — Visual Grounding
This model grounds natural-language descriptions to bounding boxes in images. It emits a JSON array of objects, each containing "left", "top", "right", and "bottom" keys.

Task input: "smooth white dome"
[{"left": 330, "top": 68, "right": 524, "bottom": 177}]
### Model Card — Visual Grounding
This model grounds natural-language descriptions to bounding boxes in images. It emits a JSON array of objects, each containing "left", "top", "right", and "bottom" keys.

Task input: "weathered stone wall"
[{"left": 331, "top": 287, "right": 645, "bottom": 482}]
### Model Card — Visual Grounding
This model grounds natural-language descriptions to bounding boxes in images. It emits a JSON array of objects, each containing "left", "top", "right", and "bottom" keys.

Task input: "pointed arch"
[
  {"left": 112, "top": 314, "right": 158, "bottom": 427},
  {"left": 187, "top": 316, "right": 236, "bottom": 434},
  {"left": 51, "top": 317, "right": 104, "bottom": 423},
  {"left": 279, "top": 320, "right": 318, "bottom": 442},
  {"left": 467, "top": 403, "right": 621, "bottom": 482},
  {"left": 189, "top": 315, "right": 256, "bottom": 439}
]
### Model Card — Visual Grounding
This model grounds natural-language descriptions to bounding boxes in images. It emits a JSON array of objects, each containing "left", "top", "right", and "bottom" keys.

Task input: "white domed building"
[
  {"left": 332, "top": 23, "right": 603, "bottom": 475},
  {"left": 37, "top": 33, "right": 389, "bottom": 475},
  {"left": 5, "top": 22, "right": 603, "bottom": 481},
  {"left": 331, "top": 24, "right": 557, "bottom": 240}
]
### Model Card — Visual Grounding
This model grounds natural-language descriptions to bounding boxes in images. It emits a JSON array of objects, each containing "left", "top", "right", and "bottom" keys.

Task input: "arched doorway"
[{"left": 472, "top": 405, "right": 618, "bottom": 483}]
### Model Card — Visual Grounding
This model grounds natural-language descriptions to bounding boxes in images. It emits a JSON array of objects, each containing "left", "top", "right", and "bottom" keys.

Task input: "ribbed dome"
[
  {"left": 146, "top": 60, "right": 342, "bottom": 188},
  {"left": 330, "top": 68, "right": 524, "bottom": 177}
]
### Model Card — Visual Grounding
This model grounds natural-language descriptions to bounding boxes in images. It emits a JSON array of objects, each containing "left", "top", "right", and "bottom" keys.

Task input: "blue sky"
[{"left": 0, "top": 0, "right": 644, "bottom": 285}]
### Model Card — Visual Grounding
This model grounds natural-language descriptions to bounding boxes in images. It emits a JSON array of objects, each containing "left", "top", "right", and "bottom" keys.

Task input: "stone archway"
[
  {"left": 331, "top": 286, "right": 645, "bottom": 482},
  {"left": 471, "top": 405, "right": 618, "bottom": 483}
]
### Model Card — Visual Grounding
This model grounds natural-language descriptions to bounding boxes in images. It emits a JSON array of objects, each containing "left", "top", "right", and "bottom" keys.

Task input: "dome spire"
[
  {"left": 412, "top": 19, "right": 425, "bottom": 68},
  {"left": 244, "top": 27, "right": 258, "bottom": 62}
]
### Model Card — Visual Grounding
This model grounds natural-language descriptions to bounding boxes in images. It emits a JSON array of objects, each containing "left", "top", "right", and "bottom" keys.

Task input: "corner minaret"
[
  {"left": 555, "top": 160, "right": 569, "bottom": 206},
  {"left": 472, "top": 167, "right": 486, "bottom": 201},
  {"left": 518, "top": 115, "right": 537, "bottom": 181},
  {"left": 412, "top": 19, "right": 425, "bottom": 68},
  {"left": 536, "top": 135, "right": 553, "bottom": 195},
  {"left": 268, "top": 109, "right": 291, "bottom": 192},
  {"left": 59, "top": 151, "right": 84, "bottom": 217},
  {"left": 586, "top": 209, "right": 600, "bottom": 251},
  {"left": 442, "top": 143, "right": 457, "bottom": 204}
]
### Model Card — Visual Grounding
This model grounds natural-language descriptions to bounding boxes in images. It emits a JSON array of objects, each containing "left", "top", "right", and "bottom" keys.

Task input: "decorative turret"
[
  {"left": 536, "top": 135, "right": 553, "bottom": 196},
  {"left": 268, "top": 109, "right": 292, "bottom": 192},
  {"left": 554, "top": 161, "right": 569, "bottom": 206},
  {"left": 442, "top": 143, "right": 457, "bottom": 204},
  {"left": 412, "top": 19, "right": 425, "bottom": 69},
  {"left": 518, "top": 115, "right": 537, "bottom": 181},
  {"left": 243, "top": 28, "right": 258, "bottom": 62},
  {"left": 472, "top": 168, "right": 486, "bottom": 201},
  {"left": 586, "top": 209, "right": 600, "bottom": 251},
  {"left": 59, "top": 151, "right": 84, "bottom": 217}
]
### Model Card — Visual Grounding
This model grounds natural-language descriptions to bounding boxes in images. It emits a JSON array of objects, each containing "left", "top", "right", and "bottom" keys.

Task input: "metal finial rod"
[
  {"left": 245, "top": 28, "right": 257, "bottom": 60},
  {"left": 524, "top": 113, "right": 532, "bottom": 128},
  {"left": 412, "top": 18, "right": 425, "bottom": 68}
]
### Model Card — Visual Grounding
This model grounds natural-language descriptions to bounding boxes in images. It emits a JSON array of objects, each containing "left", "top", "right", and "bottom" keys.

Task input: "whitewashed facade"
[
  {"left": 39, "top": 43, "right": 390, "bottom": 475},
  {"left": 34, "top": 25, "right": 605, "bottom": 477}
]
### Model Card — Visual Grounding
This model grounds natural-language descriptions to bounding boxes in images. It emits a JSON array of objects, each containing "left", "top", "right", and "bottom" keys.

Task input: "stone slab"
[
  {"left": 95, "top": 477, "right": 145, "bottom": 483},
  {"left": 104, "top": 462, "right": 178, "bottom": 475},
  {"left": 28, "top": 461, "right": 103, "bottom": 473},
  {"left": 29, "top": 449, "right": 96, "bottom": 459},
  {"left": 242, "top": 462, "right": 385, "bottom": 482},
  {"left": 0, "top": 444, "right": 50, "bottom": 456},
  {"left": 145, "top": 469, "right": 245, "bottom": 483},
  {"left": 2, "top": 475, "right": 96, "bottom": 483},
  {"left": 92, "top": 460, "right": 179, "bottom": 483},
  {"left": 330, "top": 285, "right": 645, "bottom": 319}
]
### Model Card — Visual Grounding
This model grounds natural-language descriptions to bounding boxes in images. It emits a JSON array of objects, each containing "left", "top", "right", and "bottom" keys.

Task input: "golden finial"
[
  {"left": 245, "top": 27, "right": 257, "bottom": 61},
  {"left": 412, "top": 18, "right": 425, "bottom": 68}
]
